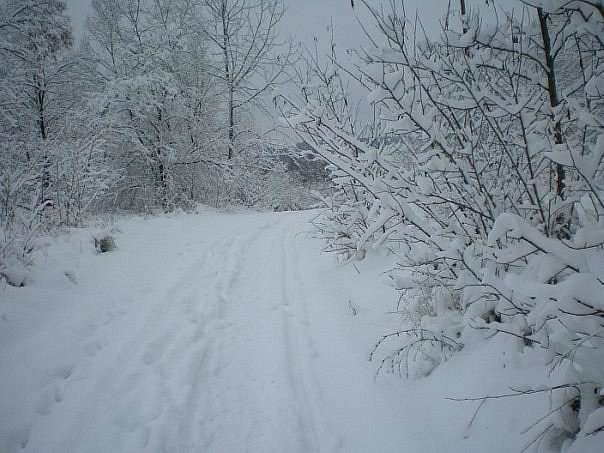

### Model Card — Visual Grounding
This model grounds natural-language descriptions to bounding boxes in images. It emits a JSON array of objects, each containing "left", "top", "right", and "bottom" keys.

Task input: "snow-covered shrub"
[
  {"left": 0, "top": 0, "right": 75, "bottom": 283},
  {"left": 279, "top": 0, "right": 604, "bottom": 446},
  {"left": 197, "top": 145, "right": 314, "bottom": 211},
  {"left": 47, "top": 123, "right": 122, "bottom": 226},
  {"left": 93, "top": 234, "right": 116, "bottom": 253},
  {"left": 0, "top": 144, "right": 45, "bottom": 286},
  {"left": 252, "top": 160, "right": 314, "bottom": 211},
  {"left": 85, "top": 0, "right": 225, "bottom": 213}
]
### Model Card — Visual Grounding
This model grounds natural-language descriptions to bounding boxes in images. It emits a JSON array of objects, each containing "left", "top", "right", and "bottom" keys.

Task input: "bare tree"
[{"left": 199, "top": 0, "right": 293, "bottom": 159}]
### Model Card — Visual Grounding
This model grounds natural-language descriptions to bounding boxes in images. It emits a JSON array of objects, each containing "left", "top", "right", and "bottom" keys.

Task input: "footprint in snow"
[
  {"left": 6, "top": 423, "right": 30, "bottom": 450},
  {"left": 34, "top": 384, "right": 63, "bottom": 415},
  {"left": 83, "top": 339, "right": 104, "bottom": 357},
  {"left": 142, "top": 335, "right": 170, "bottom": 366},
  {"left": 48, "top": 363, "right": 75, "bottom": 380}
]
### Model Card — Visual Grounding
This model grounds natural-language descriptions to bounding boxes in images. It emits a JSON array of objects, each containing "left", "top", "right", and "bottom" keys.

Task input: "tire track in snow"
[
  {"left": 48, "top": 239, "right": 223, "bottom": 453},
  {"left": 20, "top": 213, "right": 330, "bottom": 453},
  {"left": 286, "top": 225, "right": 346, "bottom": 452},
  {"left": 153, "top": 239, "right": 230, "bottom": 451},
  {"left": 278, "top": 222, "right": 322, "bottom": 452},
  {"left": 173, "top": 220, "right": 276, "bottom": 451},
  {"left": 172, "top": 214, "right": 320, "bottom": 453},
  {"left": 176, "top": 237, "right": 246, "bottom": 449},
  {"left": 32, "top": 220, "right": 271, "bottom": 453},
  {"left": 132, "top": 219, "right": 273, "bottom": 451},
  {"left": 95, "top": 220, "right": 272, "bottom": 451}
]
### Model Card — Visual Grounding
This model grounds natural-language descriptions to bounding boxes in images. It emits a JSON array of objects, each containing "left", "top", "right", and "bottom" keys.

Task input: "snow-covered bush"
[
  {"left": 0, "top": 0, "right": 118, "bottom": 283},
  {"left": 93, "top": 232, "right": 116, "bottom": 253},
  {"left": 190, "top": 141, "right": 315, "bottom": 210},
  {"left": 85, "top": 0, "right": 225, "bottom": 213},
  {"left": 0, "top": 143, "right": 45, "bottom": 286},
  {"left": 230, "top": 156, "right": 311, "bottom": 211},
  {"left": 279, "top": 0, "right": 604, "bottom": 447},
  {"left": 47, "top": 123, "right": 122, "bottom": 226}
]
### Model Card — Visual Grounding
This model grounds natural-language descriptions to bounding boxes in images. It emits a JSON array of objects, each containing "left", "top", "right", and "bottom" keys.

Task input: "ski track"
[
  {"left": 6, "top": 211, "right": 341, "bottom": 453},
  {"left": 0, "top": 214, "right": 418, "bottom": 453},
  {"left": 285, "top": 229, "right": 346, "bottom": 453},
  {"left": 279, "top": 226, "right": 319, "bottom": 452}
]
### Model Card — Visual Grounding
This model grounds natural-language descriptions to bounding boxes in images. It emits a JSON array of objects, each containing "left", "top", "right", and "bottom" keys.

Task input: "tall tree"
[
  {"left": 0, "top": 0, "right": 73, "bottom": 140},
  {"left": 86, "top": 0, "right": 220, "bottom": 210},
  {"left": 0, "top": 0, "right": 73, "bottom": 207},
  {"left": 200, "top": 0, "right": 293, "bottom": 159}
]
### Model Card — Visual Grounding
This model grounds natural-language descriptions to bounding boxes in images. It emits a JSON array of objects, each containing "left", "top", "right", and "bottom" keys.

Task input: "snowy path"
[
  {"left": 1, "top": 209, "right": 549, "bottom": 453},
  {"left": 0, "top": 210, "right": 418, "bottom": 453}
]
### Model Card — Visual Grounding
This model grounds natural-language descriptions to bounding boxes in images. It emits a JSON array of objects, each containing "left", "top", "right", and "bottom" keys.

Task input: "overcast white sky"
[{"left": 65, "top": 0, "right": 448, "bottom": 51}]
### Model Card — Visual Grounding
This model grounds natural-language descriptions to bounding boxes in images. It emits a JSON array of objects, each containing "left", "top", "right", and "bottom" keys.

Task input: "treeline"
[
  {"left": 0, "top": 0, "right": 306, "bottom": 283},
  {"left": 279, "top": 1, "right": 604, "bottom": 450}
]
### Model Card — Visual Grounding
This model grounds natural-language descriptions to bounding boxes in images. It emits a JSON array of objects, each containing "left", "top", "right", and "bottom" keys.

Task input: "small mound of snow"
[{"left": 0, "top": 260, "right": 29, "bottom": 287}]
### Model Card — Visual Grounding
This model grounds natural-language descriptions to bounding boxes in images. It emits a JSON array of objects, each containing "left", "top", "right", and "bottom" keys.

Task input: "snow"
[
  {"left": 584, "top": 407, "right": 604, "bottom": 434},
  {"left": 0, "top": 209, "right": 593, "bottom": 452},
  {"left": 368, "top": 86, "right": 390, "bottom": 104}
]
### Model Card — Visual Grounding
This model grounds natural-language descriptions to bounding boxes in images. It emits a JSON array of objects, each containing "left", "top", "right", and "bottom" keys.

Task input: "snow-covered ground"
[{"left": 0, "top": 209, "right": 574, "bottom": 452}]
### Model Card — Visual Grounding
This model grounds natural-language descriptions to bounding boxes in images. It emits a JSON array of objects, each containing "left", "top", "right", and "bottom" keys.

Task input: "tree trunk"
[
  {"left": 228, "top": 85, "right": 234, "bottom": 160},
  {"left": 459, "top": 0, "right": 467, "bottom": 33},
  {"left": 157, "top": 157, "right": 169, "bottom": 209},
  {"left": 221, "top": 1, "right": 234, "bottom": 160},
  {"left": 35, "top": 71, "right": 51, "bottom": 209},
  {"left": 537, "top": 8, "right": 565, "bottom": 198}
]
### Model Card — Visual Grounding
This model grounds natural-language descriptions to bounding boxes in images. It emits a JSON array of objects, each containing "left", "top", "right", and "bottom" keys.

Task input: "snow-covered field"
[{"left": 0, "top": 209, "right": 580, "bottom": 452}]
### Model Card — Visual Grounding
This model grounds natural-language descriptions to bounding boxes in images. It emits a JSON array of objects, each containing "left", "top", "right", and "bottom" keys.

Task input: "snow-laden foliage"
[
  {"left": 0, "top": 0, "right": 112, "bottom": 283},
  {"left": 194, "top": 147, "right": 316, "bottom": 211},
  {"left": 0, "top": 143, "right": 43, "bottom": 286},
  {"left": 279, "top": 1, "right": 604, "bottom": 448},
  {"left": 1, "top": 0, "right": 304, "bottom": 284},
  {"left": 85, "top": 0, "right": 300, "bottom": 212},
  {"left": 86, "top": 0, "right": 221, "bottom": 211}
]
